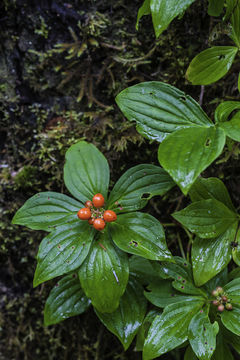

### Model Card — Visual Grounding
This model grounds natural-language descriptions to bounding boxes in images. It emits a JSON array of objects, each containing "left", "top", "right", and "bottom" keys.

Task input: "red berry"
[
  {"left": 85, "top": 200, "right": 93, "bottom": 208},
  {"left": 92, "top": 193, "right": 105, "bottom": 208},
  {"left": 103, "top": 210, "right": 117, "bottom": 222},
  {"left": 93, "top": 218, "right": 106, "bottom": 231},
  {"left": 212, "top": 300, "right": 219, "bottom": 306},
  {"left": 222, "top": 295, "right": 228, "bottom": 302},
  {"left": 77, "top": 207, "right": 91, "bottom": 220},
  {"left": 88, "top": 218, "right": 94, "bottom": 225},
  {"left": 218, "top": 304, "right": 225, "bottom": 312},
  {"left": 212, "top": 290, "right": 218, "bottom": 297}
]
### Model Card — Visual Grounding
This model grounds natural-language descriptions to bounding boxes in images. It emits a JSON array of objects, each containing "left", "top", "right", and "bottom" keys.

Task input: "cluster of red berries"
[
  {"left": 212, "top": 286, "right": 232, "bottom": 312},
  {"left": 77, "top": 193, "right": 117, "bottom": 231}
]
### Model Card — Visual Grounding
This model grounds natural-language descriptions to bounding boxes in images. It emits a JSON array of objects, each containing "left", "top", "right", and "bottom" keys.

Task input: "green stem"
[{"left": 177, "top": 233, "right": 185, "bottom": 259}]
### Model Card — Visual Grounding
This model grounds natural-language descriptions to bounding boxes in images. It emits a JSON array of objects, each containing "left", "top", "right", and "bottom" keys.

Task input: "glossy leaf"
[
  {"left": 64, "top": 141, "right": 110, "bottom": 203},
  {"left": 12, "top": 192, "right": 83, "bottom": 231},
  {"left": 157, "top": 258, "right": 207, "bottom": 297},
  {"left": 115, "top": 81, "right": 211, "bottom": 143},
  {"left": 107, "top": 164, "right": 175, "bottom": 213},
  {"left": 212, "top": 336, "right": 234, "bottom": 360},
  {"left": 221, "top": 305, "right": 240, "bottom": 335},
  {"left": 44, "top": 274, "right": 91, "bottom": 326},
  {"left": 189, "top": 177, "right": 235, "bottom": 212},
  {"left": 214, "top": 101, "right": 240, "bottom": 123},
  {"left": 158, "top": 256, "right": 193, "bottom": 279},
  {"left": 143, "top": 299, "right": 204, "bottom": 359},
  {"left": 186, "top": 46, "right": 238, "bottom": 85},
  {"left": 204, "top": 268, "right": 228, "bottom": 294},
  {"left": 110, "top": 212, "right": 173, "bottom": 261},
  {"left": 78, "top": 232, "right": 129, "bottom": 313},
  {"left": 33, "top": 221, "right": 94, "bottom": 287},
  {"left": 173, "top": 199, "right": 238, "bottom": 238},
  {"left": 158, "top": 126, "right": 226, "bottom": 195},
  {"left": 233, "top": 248, "right": 240, "bottom": 266},
  {"left": 136, "top": 0, "right": 150, "bottom": 30},
  {"left": 222, "top": 326, "right": 240, "bottom": 354},
  {"left": 129, "top": 256, "right": 162, "bottom": 285},
  {"left": 192, "top": 223, "right": 238, "bottom": 286},
  {"left": 188, "top": 309, "right": 218, "bottom": 360},
  {"left": 219, "top": 113, "right": 240, "bottom": 142},
  {"left": 224, "top": 278, "right": 240, "bottom": 303},
  {"left": 208, "top": 0, "right": 225, "bottom": 16},
  {"left": 144, "top": 280, "right": 203, "bottom": 308},
  {"left": 150, "top": 0, "right": 196, "bottom": 37},
  {"left": 95, "top": 278, "right": 147, "bottom": 350},
  {"left": 136, "top": 309, "right": 161, "bottom": 351},
  {"left": 229, "top": 267, "right": 240, "bottom": 280}
]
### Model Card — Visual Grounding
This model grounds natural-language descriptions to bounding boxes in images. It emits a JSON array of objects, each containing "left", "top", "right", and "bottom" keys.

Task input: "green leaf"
[
  {"left": 188, "top": 309, "right": 218, "bottom": 360},
  {"left": 157, "top": 258, "right": 207, "bottom": 297},
  {"left": 212, "top": 333, "right": 234, "bottom": 360},
  {"left": 158, "top": 256, "right": 193, "bottom": 280},
  {"left": 115, "top": 81, "right": 211, "bottom": 143},
  {"left": 150, "top": 0, "right": 196, "bottom": 37},
  {"left": 107, "top": 164, "right": 175, "bottom": 213},
  {"left": 144, "top": 280, "right": 203, "bottom": 308},
  {"left": 192, "top": 223, "right": 238, "bottom": 286},
  {"left": 208, "top": 0, "right": 224, "bottom": 16},
  {"left": 221, "top": 304, "right": 240, "bottom": 336},
  {"left": 222, "top": 326, "right": 240, "bottom": 354},
  {"left": 143, "top": 299, "right": 204, "bottom": 359},
  {"left": 78, "top": 231, "right": 129, "bottom": 313},
  {"left": 110, "top": 212, "right": 173, "bottom": 261},
  {"left": 228, "top": 0, "right": 240, "bottom": 47},
  {"left": 214, "top": 101, "right": 240, "bottom": 123},
  {"left": 232, "top": 227, "right": 240, "bottom": 266},
  {"left": 189, "top": 177, "right": 235, "bottom": 212},
  {"left": 12, "top": 192, "right": 83, "bottom": 231},
  {"left": 219, "top": 113, "right": 240, "bottom": 142},
  {"left": 184, "top": 346, "right": 198, "bottom": 360},
  {"left": 64, "top": 141, "right": 110, "bottom": 203},
  {"left": 204, "top": 268, "right": 229, "bottom": 294},
  {"left": 129, "top": 256, "right": 162, "bottom": 285},
  {"left": 233, "top": 247, "right": 240, "bottom": 266},
  {"left": 95, "top": 278, "right": 147, "bottom": 350},
  {"left": 229, "top": 266, "right": 240, "bottom": 280},
  {"left": 172, "top": 199, "right": 238, "bottom": 238},
  {"left": 136, "top": 0, "right": 150, "bottom": 30},
  {"left": 136, "top": 309, "right": 161, "bottom": 351},
  {"left": 33, "top": 221, "right": 94, "bottom": 287},
  {"left": 238, "top": 73, "right": 240, "bottom": 92},
  {"left": 186, "top": 46, "right": 238, "bottom": 85},
  {"left": 158, "top": 126, "right": 226, "bottom": 195},
  {"left": 224, "top": 278, "right": 240, "bottom": 303},
  {"left": 224, "top": 0, "right": 237, "bottom": 20},
  {"left": 44, "top": 274, "right": 91, "bottom": 326}
]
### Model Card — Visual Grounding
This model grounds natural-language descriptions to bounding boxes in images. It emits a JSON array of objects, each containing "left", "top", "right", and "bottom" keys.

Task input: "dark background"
[{"left": 0, "top": 0, "right": 240, "bottom": 359}]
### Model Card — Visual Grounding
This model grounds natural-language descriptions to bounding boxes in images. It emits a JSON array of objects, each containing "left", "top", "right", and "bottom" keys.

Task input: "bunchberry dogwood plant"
[{"left": 12, "top": 140, "right": 175, "bottom": 348}]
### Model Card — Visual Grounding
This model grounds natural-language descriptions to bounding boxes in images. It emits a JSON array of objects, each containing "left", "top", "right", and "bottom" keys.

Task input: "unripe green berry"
[
  {"left": 225, "top": 303, "right": 233, "bottom": 311},
  {"left": 216, "top": 287, "right": 224, "bottom": 295},
  {"left": 212, "top": 290, "right": 218, "bottom": 297}
]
